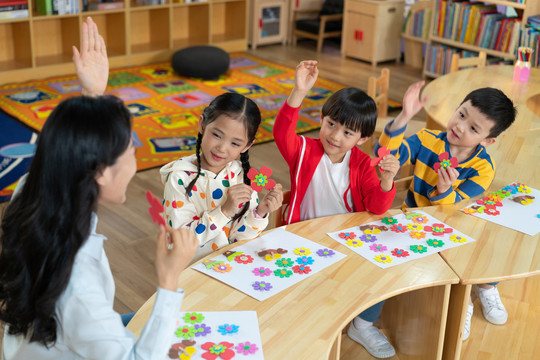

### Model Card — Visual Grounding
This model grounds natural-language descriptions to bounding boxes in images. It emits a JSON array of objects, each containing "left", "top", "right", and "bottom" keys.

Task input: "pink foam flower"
[
  {"left": 247, "top": 166, "right": 276, "bottom": 192},
  {"left": 433, "top": 152, "right": 458, "bottom": 172}
]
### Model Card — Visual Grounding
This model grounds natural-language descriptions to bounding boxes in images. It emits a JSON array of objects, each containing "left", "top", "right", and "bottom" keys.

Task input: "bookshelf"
[
  {"left": 423, "top": 0, "right": 540, "bottom": 78},
  {"left": 0, "top": 0, "right": 248, "bottom": 85},
  {"left": 402, "top": 0, "right": 433, "bottom": 68}
]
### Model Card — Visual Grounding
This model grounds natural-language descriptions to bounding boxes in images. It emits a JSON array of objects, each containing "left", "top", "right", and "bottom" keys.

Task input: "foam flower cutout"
[
  {"left": 235, "top": 342, "right": 259, "bottom": 355},
  {"left": 369, "top": 243, "right": 387, "bottom": 252},
  {"left": 203, "top": 259, "right": 224, "bottom": 269},
  {"left": 360, "top": 234, "right": 377, "bottom": 243},
  {"left": 404, "top": 212, "right": 424, "bottom": 220},
  {"left": 175, "top": 325, "right": 196, "bottom": 339},
  {"left": 275, "top": 258, "right": 294, "bottom": 268},
  {"left": 217, "top": 324, "right": 239, "bottom": 336},
  {"left": 201, "top": 342, "right": 235, "bottom": 360},
  {"left": 381, "top": 216, "right": 398, "bottom": 225},
  {"left": 424, "top": 223, "right": 453, "bottom": 236},
  {"left": 449, "top": 234, "right": 467, "bottom": 243},
  {"left": 426, "top": 238, "right": 445, "bottom": 247},
  {"left": 146, "top": 190, "right": 166, "bottom": 226},
  {"left": 339, "top": 232, "right": 357, "bottom": 240},
  {"left": 213, "top": 263, "right": 232, "bottom": 273},
  {"left": 495, "top": 189, "right": 512, "bottom": 198},
  {"left": 461, "top": 207, "right": 478, "bottom": 215},
  {"left": 502, "top": 184, "right": 518, "bottom": 194},
  {"left": 410, "top": 244, "right": 428, "bottom": 253},
  {"left": 374, "top": 254, "right": 393, "bottom": 263},
  {"left": 409, "top": 231, "right": 426, "bottom": 239},
  {"left": 274, "top": 268, "right": 293, "bottom": 278},
  {"left": 247, "top": 166, "right": 276, "bottom": 192},
  {"left": 411, "top": 215, "right": 429, "bottom": 224},
  {"left": 346, "top": 239, "right": 363, "bottom": 248},
  {"left": 169, "top": 341, "right": 197, "bottom": 359},
  {"left": 391, "top": 248, "right": 409, "bottom": 257},
  {"left": 370, "top": 146, "right": 391, "bottom": 171},
  {"left": 317, "top": 248, "right": 335, "bottom": 257},
  {"left": 390, "top": 223, "right": 408, "bottom": 233},
  {"left": 364, "top": 228, "right": 381, "bottom": 235},
  {"left": 252, "top": 281, "right": 272, "bottom": 291},
  {"left": 476, "top": 198, "right": 500, "bottom": 209},
  {"left": 487, "top": 193, "right": 503, "bottom": 202},
  {"left": 252, "top": 267, "right": 272, "bottom": 277},
  {"left": 516, "top": 184, "right": 532, "bottom": 193},
  {"left": 475, "top": 206, "right": 487, "bottom": 213},
  {"left": 194, "top": 324, "right": 211, "bottom": 337},
  {"left": 433, "top": 152, "right": 458, "bottom": 172},
  {"left": 183, "top": 312, "right": 205, "bottom": 324},
  {"left": 512, "top": 195, "right": 535, "bottom": 205},
  {"left": 292, "top": 265, "right": 312, "bottom": 274},
  {"left": 483, "top": 207, "right": 500, "bottom": 216},
  {"left": 234, "top": 254, "right": 254, "bottom": 264},
  {"left": 294, "top": 247, "right": 311, "bottom": 256},
  {"left": 296, "top": 256, "right": 315, "bottom": 265},
  {"left": 407, "top": 223, "right": 424, "bottom": 231}
]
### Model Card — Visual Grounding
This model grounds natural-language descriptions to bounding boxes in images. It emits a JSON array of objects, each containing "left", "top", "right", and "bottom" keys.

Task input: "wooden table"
[
  {"left": 127, "top": 210, "right": 459, "bottom": 360},
  {"left": 422, "top": 65, "right": 540, "bottom": 133},
  {"left": 420, "top": 65, "right": 540, "bottom": 360}
]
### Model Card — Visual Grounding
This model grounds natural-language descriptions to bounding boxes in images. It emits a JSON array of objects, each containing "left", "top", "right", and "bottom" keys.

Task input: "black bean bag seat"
[{"left": 171, "top": 45, "right": 230, "bottom": 80}]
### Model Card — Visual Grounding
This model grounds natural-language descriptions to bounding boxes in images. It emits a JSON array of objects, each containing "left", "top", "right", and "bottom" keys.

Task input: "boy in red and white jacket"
[{"left": 273, "top": 60, "right": 399, "bottom": 225}]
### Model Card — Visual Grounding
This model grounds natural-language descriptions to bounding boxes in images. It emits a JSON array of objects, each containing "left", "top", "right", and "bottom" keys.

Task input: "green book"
[{"left": 36, "top": 0, "right": 52, "bottom": 15}]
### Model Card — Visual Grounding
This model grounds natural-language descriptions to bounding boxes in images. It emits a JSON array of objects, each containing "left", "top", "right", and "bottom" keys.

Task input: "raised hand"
[
  {"left": 221, "top": 184, "right": 254, "bottom": 218},
  {"left": 255, "top": 184, "right": 284, "bottom": 218},
  {"left": 72, "top": 17, "right": 109, "bottom": 97},
  {"left": 436, "top": 166, "right": 459, "bottom": 195},
  {"left": 155, "top": 226, "right": 198, "bottom": 292},
  {"left": 391, "top": 81, "right": 429, "bottom": 131},
  {"left": 379, "top": 155, "right": 400, "bottom": 192},
  {"left": 287, "top": 60, "right": 319, "bottom": 108}
]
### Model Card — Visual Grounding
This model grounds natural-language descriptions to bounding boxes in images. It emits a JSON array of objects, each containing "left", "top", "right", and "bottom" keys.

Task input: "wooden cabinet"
[
  {"left": 0, "top": 0, "right": 248, "bottom": 85},
  {"left": 341, "top": 0, "right": 404, "bottom": 67},
  {"left": 249, "top": 0, "right": 289, "bottom": 49}
]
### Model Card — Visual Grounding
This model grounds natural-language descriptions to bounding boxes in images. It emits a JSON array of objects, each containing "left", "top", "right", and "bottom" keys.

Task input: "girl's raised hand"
[
  {"left": 72, "top": 17, "right": 109, "bottom": 97},
  {"left": 221, "top": 184, "right": 253, "bottom": 219},
  {"left": 255, "top": 184, "right": 284, "bottom": 218},
  {"left": 155, "top": 226, "right": 198, "bottom": 292}
]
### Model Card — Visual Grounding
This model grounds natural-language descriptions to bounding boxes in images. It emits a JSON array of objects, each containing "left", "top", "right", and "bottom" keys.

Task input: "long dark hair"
[
  {"left": 186, "top": 92, "right": 261, "bottom": 222},
  {"left": 0, "top": 95, "right": 132, "bottom": 346}
]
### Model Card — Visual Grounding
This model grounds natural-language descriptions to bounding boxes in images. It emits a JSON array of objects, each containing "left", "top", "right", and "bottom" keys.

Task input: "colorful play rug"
[
  {"left": 0, "top": 110, "right": 37, "bottom": 202},
  {"left": 0, "top": 54, "right": 345, "bottom": 172}
]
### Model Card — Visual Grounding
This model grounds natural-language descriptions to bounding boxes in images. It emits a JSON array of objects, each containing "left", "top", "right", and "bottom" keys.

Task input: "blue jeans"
[
  {"left": 121, "top": 312, "right": 136, "bottom": 327},
  {"left": 359, "top": 300, "right": 386, "bottom": 323}
]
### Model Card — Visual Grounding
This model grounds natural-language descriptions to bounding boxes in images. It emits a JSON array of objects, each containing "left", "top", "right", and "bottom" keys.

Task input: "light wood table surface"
[
  {"left": 422, "top": 65, "right": 540, "bottom": 133},
  {"left": 419, "top": 66, "right": 540, "bottom": 360},
  {"left": 127, "top": 210, "right": 459, "bottom": 360}
]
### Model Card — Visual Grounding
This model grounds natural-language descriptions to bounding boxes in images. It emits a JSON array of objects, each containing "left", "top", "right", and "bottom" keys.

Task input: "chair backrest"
[
  {"left": 367, "top": 68, "right": 390, "bottom": 119},
  {"left": 450, "top": 51, "right": 486, "bottom": 73},
  {"left": 268, "top": 190, "right": 291, "bottom": 229},
  {"left": 320, "top": 0, "right": 344, "bottom": 15}
]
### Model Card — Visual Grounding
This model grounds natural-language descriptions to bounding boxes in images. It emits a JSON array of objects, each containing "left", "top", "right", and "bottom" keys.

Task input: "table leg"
[
  {"left": 442, "top": 284, "right": 472, "bottom": 360},
  {"left": 328, "top": 331, "right": 342, "bottom": 360}
]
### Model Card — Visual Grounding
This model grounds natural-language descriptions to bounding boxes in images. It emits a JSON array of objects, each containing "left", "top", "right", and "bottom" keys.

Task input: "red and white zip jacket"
[{"left": 273, "top": 102, "right": 395, "bottom": 224}]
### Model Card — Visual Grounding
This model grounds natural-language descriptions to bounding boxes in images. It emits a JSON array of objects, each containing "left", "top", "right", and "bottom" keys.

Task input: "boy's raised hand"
[
  {"left": 72, "top": 17, "right": 109, "bottom": 97},
  {"left": 155, "top": 225, "right": 198, "bottom": 292},
  {"left": 391, "top": 81, "right": 429, "bottom": 131},
  {"left": 436, "top": 167, "right": 459, "bottom": 195},
  {"left": 379, "top": 154, "right": 400, "bottom": 192},
  {"left": 287, "top": 60, "right": 319, "bottom": 108},
  {"left": 255, "top": 184, "right": 284, "bottom": 218}
]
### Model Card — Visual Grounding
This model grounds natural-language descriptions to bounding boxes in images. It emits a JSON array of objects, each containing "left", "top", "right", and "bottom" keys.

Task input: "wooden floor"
[{"left": 1, "top": 41, "right": 539, "bottom": 359}]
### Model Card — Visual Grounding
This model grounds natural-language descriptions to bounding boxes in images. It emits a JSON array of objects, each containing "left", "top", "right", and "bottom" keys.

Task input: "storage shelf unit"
[
  {"left": 0, "top": 0, "right": 248, "bottom": 85},
  {"left": 423, "top": 0, "right": 540, "bottom": 78}
]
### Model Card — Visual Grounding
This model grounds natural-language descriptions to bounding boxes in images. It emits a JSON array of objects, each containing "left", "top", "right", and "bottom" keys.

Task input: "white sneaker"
[
  {"left": 474, "top": 285, "right": 508, "bottom": 325},
  {"left": 347, "top": 318, "right": 396, "bottom": 359},
  {"left": 463, "top": 303, "right": 474, "bottom": 341}
]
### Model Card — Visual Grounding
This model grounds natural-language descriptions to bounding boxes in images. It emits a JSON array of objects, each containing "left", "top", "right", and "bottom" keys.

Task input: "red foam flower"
[
  {"left": 476, "top": 197, "right": 502, "bottom": 209},
  {"left": 424, "top": 223, "right": 453, "bottom": 236},
  {"left": 247, "top": 166, "right": 276, "bottom": 192},
  {"left": 370, "top": 146, "right": 391, "bottom": 172},
  {"left": 433, "top": 152, "right": 458, "bottom": 172},
  {"left": 391, "top": 248, "right": 410, "bottom": 257},
  {"left": 390, "top": 223, "right": 408, "bottom": 233},
  {"left": 146, "top": 190, "right": 166, "bottom": 226},
  {"left": 201, "top": 342, "right": 235, "bottom": 360}
]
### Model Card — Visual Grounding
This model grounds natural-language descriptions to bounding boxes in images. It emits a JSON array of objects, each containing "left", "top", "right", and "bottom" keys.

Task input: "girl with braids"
[
  {"left": 160, "top": 92, "right": 284, "bottom": 261},
  {"left": 0, "top": 18, "right": 198, "bottom": 359}
]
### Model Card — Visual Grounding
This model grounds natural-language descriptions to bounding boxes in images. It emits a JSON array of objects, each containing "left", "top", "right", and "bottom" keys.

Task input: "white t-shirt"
[{"left": 300, "top": 151, "right": 353, "bottom": 221}]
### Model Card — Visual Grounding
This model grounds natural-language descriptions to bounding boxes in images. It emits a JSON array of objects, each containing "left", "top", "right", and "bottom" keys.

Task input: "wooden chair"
[
  {"left": 450, "top": 51, "right": 487, "bottom": 73},
  {"left": 391, "top": 175, "right": 413, "bottom": 209},
  {"left": 268, "top": 190, "right": 291, "bottom": 229},
  {"left": 292, "top": 0, "right": 343, "bottom": 52}
]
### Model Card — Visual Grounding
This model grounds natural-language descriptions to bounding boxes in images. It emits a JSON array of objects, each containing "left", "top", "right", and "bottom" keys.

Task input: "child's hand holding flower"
[
  {"left": 379, "top": 155, "right": 400, "bottom": 192},
  {"left": 256, "top": 184, "right": 284, "bottom": 218}
]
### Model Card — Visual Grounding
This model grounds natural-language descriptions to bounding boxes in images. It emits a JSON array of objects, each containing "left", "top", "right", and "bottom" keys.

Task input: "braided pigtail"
[
  {"left": 185, "top": 132, "right": 203, "bottom": 196},
  {"left": 231, "top": 151, "right": 251, "bottom": 222}
]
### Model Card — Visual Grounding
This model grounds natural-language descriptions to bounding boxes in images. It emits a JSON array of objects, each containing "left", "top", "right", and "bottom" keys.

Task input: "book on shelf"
[
  {"left": 36, "top": 0, "right": 79, "bottom": 15},
  {"left": 0, "top": 0, "right": 27, "bottom": 11},
  {"left": 0, "top": 8, "right": 27, "bottom": 17},
  {"left": 88, "top": 1, "right": 124, "bottom": 10}
]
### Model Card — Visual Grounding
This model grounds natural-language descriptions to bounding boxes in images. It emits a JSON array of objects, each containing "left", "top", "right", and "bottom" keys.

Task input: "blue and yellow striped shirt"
[{"left": 376, "top": 122, "right": 495, "bottom": 208}]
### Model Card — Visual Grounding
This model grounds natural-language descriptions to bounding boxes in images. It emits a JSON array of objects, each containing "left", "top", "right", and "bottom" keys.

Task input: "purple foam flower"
[
  {"left": 194, "top": 323, "right": 211, "bottom": 337},
  {"left": 360, "top": 234, "right": 377, "bottom": 243},
  {"left": 252, "top": 281, "right": 272, "bottom": 291},
  {"left": 316, "top": 248, "right": 335, "bottom": 257}
]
